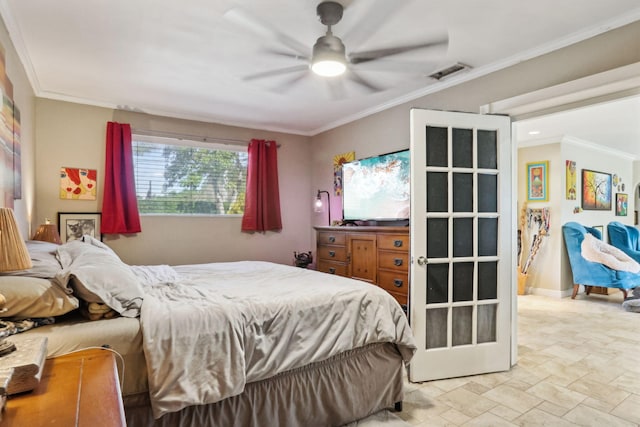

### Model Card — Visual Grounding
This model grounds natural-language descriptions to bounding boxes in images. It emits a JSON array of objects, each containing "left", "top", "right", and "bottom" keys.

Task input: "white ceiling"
[
  {"left": 516, "top": 95, "right": 640, "bottom": 159},
  {"left": 2, "top": 0, "right": 640, "bottom": 137}
]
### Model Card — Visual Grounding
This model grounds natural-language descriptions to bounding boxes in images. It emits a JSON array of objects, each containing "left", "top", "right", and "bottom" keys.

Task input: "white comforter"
[{"left": 136, "top": 261, "right": 416, "bottom": 419}]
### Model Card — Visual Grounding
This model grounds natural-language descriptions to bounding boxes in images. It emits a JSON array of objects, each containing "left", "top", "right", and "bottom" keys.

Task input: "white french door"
[{"left": 409, "top": 109, "right": 512, "bottom": 382}]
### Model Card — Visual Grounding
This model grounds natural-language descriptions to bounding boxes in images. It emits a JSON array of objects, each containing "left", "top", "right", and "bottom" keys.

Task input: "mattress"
[{"left": 10, "top": 311, "right": 146, "bottom": 396}]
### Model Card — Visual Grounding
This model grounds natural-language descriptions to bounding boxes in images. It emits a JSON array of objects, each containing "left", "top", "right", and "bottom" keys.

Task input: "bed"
[{"left": 2, "top": 237, "right": 416, "bottom": 427}]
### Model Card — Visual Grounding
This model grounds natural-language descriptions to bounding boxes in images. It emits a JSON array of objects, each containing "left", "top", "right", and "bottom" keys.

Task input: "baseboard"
[{"left": 525, "top": 287, "right": 573, "bottom": 298}]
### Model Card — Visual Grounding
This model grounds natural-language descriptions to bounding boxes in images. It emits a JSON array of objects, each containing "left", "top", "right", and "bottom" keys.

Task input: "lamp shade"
[
  {"left": 32, "top": 223, "right": 62, "bottom": 245},
  {"left": 0, "top": 208, "right": 32, "bottom": 272}
]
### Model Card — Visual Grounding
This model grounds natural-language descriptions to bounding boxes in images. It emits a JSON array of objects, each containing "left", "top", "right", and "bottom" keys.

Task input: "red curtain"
[
  {"left": 241, "top": 139, "right": 282, "bottom": 233},
  {"left": 102, "top": 122, "right": 142, "bottom": 234}
]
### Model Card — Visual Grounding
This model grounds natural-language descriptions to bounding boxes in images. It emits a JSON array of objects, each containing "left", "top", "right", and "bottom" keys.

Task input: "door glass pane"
[
  {"left": 453, "top": 218, "right": 473, "bottom": 257},
  {"left": 426, "top": 126, "right": 448, "bottom": 167},
  {"left": 478, "top": 218, "right": 498, "bottom": 256},
  {"left": 477, "top": 129, "right": 497, "bottom": 169},
  {"left": 427, "top": 218, "right": 448, "bottom": 258},
  {"left": 453, "top": 262, "right": 474, "bottom": 302},
  {"left": 452, "top": 128, "right": 472, "bottom": 168},
  {"left": 452, "top": 306, "right": 472, "bottom": 346},
  {"left": 426, "top": 263, "right": 448, "bottom": 304},
  {"left": 453, "top": 173, "right": 473, "bottom": 212},
  {"left": 427, "top": 172, "right": 448, "bottom": 212},
  {"left": 478, "top": 262, "right": 497, "bottom": 300},
  {"left": 477, "top": 174, "right": 497, "bottom": 213},
  {"left": 478, "top": 304, "right": 497, "bottom": 343},
  {"left": 426, "top": 308, "right": 448, "bottom": 349}
]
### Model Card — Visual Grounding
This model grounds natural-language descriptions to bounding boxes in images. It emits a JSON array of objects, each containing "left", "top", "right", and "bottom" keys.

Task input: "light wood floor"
[{"left": 363, "top": 290, "right": 640, "bottom": 426}]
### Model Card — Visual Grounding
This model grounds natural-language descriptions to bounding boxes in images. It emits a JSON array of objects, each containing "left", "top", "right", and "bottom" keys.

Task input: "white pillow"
[
  {"left": 55, "top": 239, "right": 144, "bottom": 318},
  {"left": 581, "top": 233, "right": 640, "bottom": 273}
]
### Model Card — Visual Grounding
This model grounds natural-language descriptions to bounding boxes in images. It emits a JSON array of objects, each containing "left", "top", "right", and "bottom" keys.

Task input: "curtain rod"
[{"left": 131, "top": 128, "right": 250, "bottom": 147}]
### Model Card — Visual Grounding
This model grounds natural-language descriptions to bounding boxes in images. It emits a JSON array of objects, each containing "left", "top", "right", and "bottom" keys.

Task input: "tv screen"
[{"left": 342, "top": 149, "right": 410, "bottom": 221}]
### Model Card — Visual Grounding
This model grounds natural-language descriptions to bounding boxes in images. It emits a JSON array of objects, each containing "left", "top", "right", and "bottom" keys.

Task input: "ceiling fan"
[{"left": 224, "top": 0, "right": 449, "bottom": 95}]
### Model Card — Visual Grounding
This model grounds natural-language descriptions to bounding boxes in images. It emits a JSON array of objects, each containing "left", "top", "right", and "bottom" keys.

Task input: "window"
[{"left": 132, "top": 135, "right": 247, "bottom": 215}]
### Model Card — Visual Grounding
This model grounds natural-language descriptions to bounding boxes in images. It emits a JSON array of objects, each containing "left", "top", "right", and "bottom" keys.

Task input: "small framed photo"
[
  {"left": 527, "top": 161, "right": 548, "bottom": 202},
  {"left": 58, "top": 212, "right": 102, "bottom": 243},
  {"left": 616, "top": 193, "right": 628, "bottom": 216}
]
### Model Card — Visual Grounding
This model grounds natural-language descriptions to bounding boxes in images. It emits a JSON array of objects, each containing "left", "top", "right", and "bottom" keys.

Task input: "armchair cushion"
[{"left": 607, "top": 221, "right": 640, "bottom": 263}]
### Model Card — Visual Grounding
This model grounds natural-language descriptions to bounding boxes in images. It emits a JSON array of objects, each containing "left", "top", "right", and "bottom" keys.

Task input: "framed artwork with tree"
[{"left": 581, "top": 169, "right": 612, "bottom": 210}]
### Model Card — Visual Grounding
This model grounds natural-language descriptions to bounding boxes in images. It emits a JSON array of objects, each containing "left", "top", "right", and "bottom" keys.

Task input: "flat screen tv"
[{"left": 342, "top": 149, "right": 410, "bottom": 222}]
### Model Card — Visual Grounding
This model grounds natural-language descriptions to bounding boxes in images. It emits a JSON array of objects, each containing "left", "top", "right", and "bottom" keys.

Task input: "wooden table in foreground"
[{"left": 1, "top": 348, "right": 125, "bottom": 426}]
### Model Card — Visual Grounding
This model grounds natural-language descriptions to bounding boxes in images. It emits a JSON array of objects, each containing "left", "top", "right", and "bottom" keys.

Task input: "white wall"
[
  {"left": 515, "top": 137, "right": 634, "bottom": 297},
  {"left": 517, "top": 143, "right": 561, "bottom": 295}
]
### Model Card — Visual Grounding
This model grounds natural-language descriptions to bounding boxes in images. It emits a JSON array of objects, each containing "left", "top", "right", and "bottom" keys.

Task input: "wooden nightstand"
[{"left": 1, "top": 348, "right": 125, "bottom": 426}]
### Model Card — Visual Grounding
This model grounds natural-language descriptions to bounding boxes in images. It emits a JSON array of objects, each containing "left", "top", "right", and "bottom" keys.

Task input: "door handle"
[{"left": 417, "top": 256, "right": 427, "bottom": 266}]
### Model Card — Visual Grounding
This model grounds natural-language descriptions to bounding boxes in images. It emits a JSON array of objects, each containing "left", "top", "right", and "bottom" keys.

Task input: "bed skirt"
[{"left": 124, "top": 342, "right": 405, "bottom": 427}]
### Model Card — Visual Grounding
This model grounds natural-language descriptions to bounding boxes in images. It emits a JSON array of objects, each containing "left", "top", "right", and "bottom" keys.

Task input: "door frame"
[{"left": 480, "top": 61, "right": 640, "bottom": 366}]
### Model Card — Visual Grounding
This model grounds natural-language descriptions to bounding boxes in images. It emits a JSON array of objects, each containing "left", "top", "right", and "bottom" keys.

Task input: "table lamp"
[
  {"left": 31, "top": 219, "right": 62, "bottom": 244},
  {"left": 0, "top": 208, "right": 33, "bottom": 356}
]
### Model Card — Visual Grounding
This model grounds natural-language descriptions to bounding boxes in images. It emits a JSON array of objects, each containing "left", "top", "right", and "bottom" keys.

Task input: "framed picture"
[
  {"left": 592, "top": 225, "right": 604, "bottom": 236},
  {"left": 616, "top": 193, "right": 628, "bottom": 216},
  {"left": 565, "top": 160, "right": 576, "bottom": 200},
  {"left": 58, "top": 212, "right": 102, "bottom": 243},
  {"left": 581, "top": 169, "right": 612, "bottom": 210},
  {"left": 527, "top": 161, "right": 548, "bottom": 202}
]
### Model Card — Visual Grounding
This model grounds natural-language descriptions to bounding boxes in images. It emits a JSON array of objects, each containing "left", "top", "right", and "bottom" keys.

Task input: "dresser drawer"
[
  {"left": 317, "top": 260, "right": 347, "bottom": 276},
  {"left": 386, "top": 290, "right": 408, "bottom": 308},
  {"left": 378, "top": 270, "right": 409, "bottom": 296},
  {"left": 378, "top": 234, "right": 409, "bottom": 251},
  {"left": 317, "top": 245, "right": 347, "bottom": 262},
  {"left": 378, "top": 251, "right": 409, "bottom": 272},
  {"left": 318, "top": 231, "right": 346, "bottom": 246}
]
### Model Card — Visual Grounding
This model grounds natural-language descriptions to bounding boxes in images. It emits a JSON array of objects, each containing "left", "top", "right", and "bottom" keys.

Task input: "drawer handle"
[
  {"left": 394, "top": 240, "right": 403, "bottom": 247},
  {"left": 328, "top": 250, "right": 335, "bottom": 257},
  {"left": 393, "top": 279, "right": 403, "bottom": 287},
  {"left": 328, "top": 267, "right": 336, "bottom": 274},
  {"left": 328, "top": 236, "right": 336, "bottom": 243},
  {"left": 394, "top": 258, "right": 403, "bottom": 266}
]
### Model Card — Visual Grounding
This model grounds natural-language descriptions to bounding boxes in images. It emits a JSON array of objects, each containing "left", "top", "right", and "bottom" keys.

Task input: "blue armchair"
[
  {"left": 607, "top": 221, "right": 640, "bottom": 263},
  {"left": 562, "top": 222, "right": 639, "bottom": 299}
]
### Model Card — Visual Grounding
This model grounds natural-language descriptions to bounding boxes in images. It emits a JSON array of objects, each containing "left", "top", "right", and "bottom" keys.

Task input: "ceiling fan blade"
[
  {"left": 271, "top": 72, "right": 309, "bottom": 93},
  {"left": 347, "top": 70, "right": 384, "bottom": 93},
  {"left": 325, "top": 79, "right": 347, "bottom": 101},
  {"left": 224, "top": 7, "right": 310, "bottom": 57},
  {"left": 351, "top": 59, "right": 440, "bottom": 74},
  {"left": 263, "top": 48, "right": 309, "bottom": 62},
  {"left": 342, "top": 0, "right": 409, "bottom": 51},
  {"left": 243, "top": 65, "right": 309, "bottom": 81},
  {"left": 349, "top": 39, "right": 448, "bottom": 65}
]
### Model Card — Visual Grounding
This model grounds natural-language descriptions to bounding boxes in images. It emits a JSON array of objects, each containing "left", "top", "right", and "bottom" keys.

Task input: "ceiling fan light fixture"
[{"left": 311, "top": 34, "right": 347, "bottom": 77}]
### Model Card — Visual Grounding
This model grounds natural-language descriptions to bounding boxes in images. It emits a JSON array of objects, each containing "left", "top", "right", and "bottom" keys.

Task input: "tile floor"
[{"left": 371, "top": 291, "right": 640, "bottom": 426}]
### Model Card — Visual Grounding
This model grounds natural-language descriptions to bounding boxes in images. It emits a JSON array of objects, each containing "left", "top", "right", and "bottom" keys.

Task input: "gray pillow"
[
  {"left": 622, "top": 298, "right": 640, "bottom": 313},
  {"left": 55, "top": 239, "right": 144, "bottom": 318},
  {"left": 0, "top": 240, "right": 63, "bottom": 279}
]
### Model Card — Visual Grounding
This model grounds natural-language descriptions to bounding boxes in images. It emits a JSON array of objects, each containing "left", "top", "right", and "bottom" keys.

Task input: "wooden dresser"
[
  {"left": 315, "top": 226, "right": 410, "bottom": 311},
  {"left": 2, "top": 348, "right": 125, "bottom": 426}
]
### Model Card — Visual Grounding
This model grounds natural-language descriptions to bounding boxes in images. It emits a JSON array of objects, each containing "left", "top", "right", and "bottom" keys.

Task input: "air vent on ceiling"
[{"left": 428, "top": 63, "right": 470, "bottom": 80}]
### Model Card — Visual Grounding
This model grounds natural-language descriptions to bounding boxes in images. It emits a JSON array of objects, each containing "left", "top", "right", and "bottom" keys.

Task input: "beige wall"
[
  {"left": 34, "top": 99, "right": 313, "bottom": 266},
  {"left": 310, "top": 21, "right": 640, "bottom": 220},
  {"left": 0, "top": 16, "right": 35, "bottom": 238}
]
